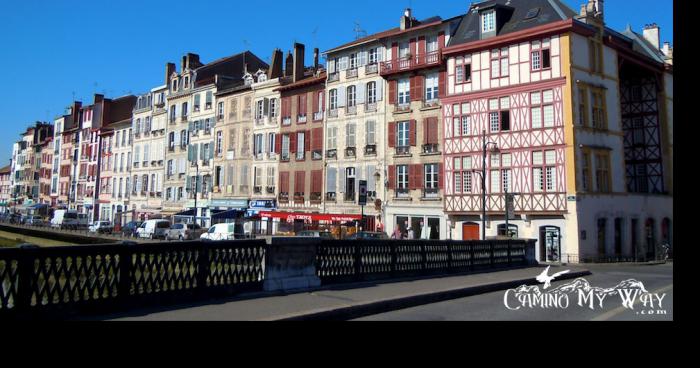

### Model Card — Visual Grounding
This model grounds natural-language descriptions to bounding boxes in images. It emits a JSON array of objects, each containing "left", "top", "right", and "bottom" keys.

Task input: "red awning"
[{"left": 259, "top": 211, "right": 362, "bottom": 223}]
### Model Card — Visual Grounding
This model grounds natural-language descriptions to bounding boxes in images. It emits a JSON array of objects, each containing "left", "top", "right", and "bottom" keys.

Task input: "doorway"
[
  {"left": 462, "top": 223, "right": 480, "bottom": 241},
  {"left": 540, "top": 226, "right": 562, "bottom": 262}
]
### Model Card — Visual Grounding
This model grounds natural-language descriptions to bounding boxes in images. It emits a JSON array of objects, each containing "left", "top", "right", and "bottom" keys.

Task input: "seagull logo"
[{"left": 536, "top": 266, "right": 571, "bottom": 290}]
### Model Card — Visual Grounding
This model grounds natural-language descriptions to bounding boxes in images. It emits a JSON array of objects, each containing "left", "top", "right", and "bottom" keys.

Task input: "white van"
[
  {"left": 136, "top": 220, "right": 171, "bottom": 240},
  {"left": 51, "top": 210, "right": 79, "bottom": 229},
  {"left": 201, "top": 223, "right": 236, "bottom": 241}
]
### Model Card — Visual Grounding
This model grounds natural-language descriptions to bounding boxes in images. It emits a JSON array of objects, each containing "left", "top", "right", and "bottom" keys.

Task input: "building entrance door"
[
  {"left": 540, "top": 226, "right": 561, "bottom": 262},
  {"left": 462, "top": 223, "right": 480, "bottom": 241}
]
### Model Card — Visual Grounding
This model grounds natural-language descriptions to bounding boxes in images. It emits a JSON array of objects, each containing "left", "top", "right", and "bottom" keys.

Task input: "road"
[{"left": 356, "top": 263, "right": 673, "bottom": 321}]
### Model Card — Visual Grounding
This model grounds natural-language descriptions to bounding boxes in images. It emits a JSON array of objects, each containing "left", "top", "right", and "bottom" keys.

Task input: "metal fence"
[
  {"left": 0, "top": 240, "right": 266, "bottom": 318},
  {"left": 316, "top": 239, "right": 535, "bottom": 284}
]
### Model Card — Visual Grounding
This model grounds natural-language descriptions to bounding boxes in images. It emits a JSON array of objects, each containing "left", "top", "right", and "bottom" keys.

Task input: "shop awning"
[
  {"left": 212, "top": 209, "right": 245, "bottom": 220},
  {"left": 174, "top": 209, "right": 196, "bottom": 217},
  {"left": 259, "top": 211, "right": 362, "bottom": 223}
]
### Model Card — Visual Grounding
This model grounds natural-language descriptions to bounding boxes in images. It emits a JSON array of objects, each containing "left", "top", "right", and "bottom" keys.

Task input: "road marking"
[{"left": 591, "top": 284, "right": 673, "bottom": 321}]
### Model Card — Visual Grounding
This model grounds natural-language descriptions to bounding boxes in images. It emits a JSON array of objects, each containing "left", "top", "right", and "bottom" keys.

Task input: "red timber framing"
[{"left": 441, "top": 78, "right": 568, "bottom": 215}]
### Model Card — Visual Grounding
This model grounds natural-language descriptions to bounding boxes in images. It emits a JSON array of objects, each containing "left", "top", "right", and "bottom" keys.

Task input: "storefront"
[
  {"left": 258, "top": 211, "right": 363, "bottom": 238},
  {"left": 386, "top": 203, "right": 447, "bottom": 240},
  {"left": 209, "top": 199, "right": 249, "bottom": 226}
]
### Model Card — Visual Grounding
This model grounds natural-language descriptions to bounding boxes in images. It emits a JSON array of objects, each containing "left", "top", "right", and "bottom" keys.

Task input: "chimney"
[
  {"left": 313, "top": 48, "right": 320, "bottom": 71},
  {"left": 400, "top": 8, "right": 414, "bottom": 30},
  {"left": 181, "top": 55, "right": 187, "bottom": 73},
  {"left": 165, "top": 62, "right": 176, "bottom": 85},
  {"left": 94, "top": 94, "right": 104, "bottom": 104},
  {"left": 594, "top": 0, "right": 604, "bottom": 19},
  {"left": 268, "top": 49, "right": 284, "bottom": 79},
  {"left": 643, "top": 23, "right": 661, "bottom": 50},
  {"left": 293, "top": 43, "right": 306, "bottom": 83},
  {"left": 186, "top": 53, "right": 201, "bottom": 69},
  {"left": 285, "top": 51, "right": 294, "bottom": 78}
]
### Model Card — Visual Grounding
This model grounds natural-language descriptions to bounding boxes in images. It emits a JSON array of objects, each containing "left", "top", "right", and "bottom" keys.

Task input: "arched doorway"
[
  {"left": 462, "top": 222, "right": 480, "bottom": 241},
  {"left": 540, "top": 226, "right": 562, "bottom": 263}
]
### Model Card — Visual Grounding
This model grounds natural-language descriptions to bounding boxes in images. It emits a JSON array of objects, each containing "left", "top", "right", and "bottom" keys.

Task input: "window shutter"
[
  {"left": 367, "top": 165, "right": 376, "bottom": 189},
  {"left": 275, "top": 134, "right": 281, "bottom": 154},
  {"left": 416, "top": 164, "right": 424, "bottom": 190},
  {"left": 312, "top": 91, "right": 319, "bottom": 114},
  {"left": 290, "top": 133, "right": 297, "bottom": 154},
  {"left": 187, "top": 145, "right": 193, "bottom": 161},
  {"left": 327, "top": 167, "right": 337, "bottom": 193},
  {"left": 356, "top": 166, "right": 363, "bottom": 195},
  {"left": 409, "top": 38, "right": 416, "bottom": 57},
  {"left": 357, "top": 83, "right": 365, "bottom": 104},
  {"left": 423, "top": 119, "right": 430, "bottom": 145},
  {"left": 391, "top": 42, "right": 398, "bottom": 60},
  {"left": 339, "top": 167, "right": 346, "bottom": 193},
  {"left": 418, "top": 36, "right": 426, "bottom": 56},
  {"left": 263, "top": 97, "right": 270, "bottom": 116},
  {"left": 438, "top": 32, "right": 445, "bottom": 50},
  {"left": 413, "top": 75, "right": 424, "bottom": 102},
  {"left": 388, "top": 122, "right": 396, "bottom": 148},
  {"left": 337, "top": 87, "right": 346, "bottom": 108},
  {"left": 313, "top": 127, "right": 323, "bottom": 151},
  {"left": 438, "top": 163, "right": 444, "bottom": 190},
  {"left": 376, "top": 80, "right": 384, "bottom": 101},
  {"left": 209, "top": 144, "right": 214, "bottom": 159},
  {"left": 388, "top": 165, "right": 396, "bottom": 190},
  {"left": 409, "top": 120, "right": 417, "bottom": 146},
  {"left": 185, "top": 176, "right": 191, "bottom": 192},
  {"left": 305, "top": 130, "right": 311, "bottom": 152},
  {"left": 389, "top": 80, "right": 397, "bottom": 104}
]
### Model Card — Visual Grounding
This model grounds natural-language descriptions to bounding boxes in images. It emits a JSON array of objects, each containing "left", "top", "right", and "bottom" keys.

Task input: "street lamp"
[{"left": 480, "top": 130, "right": 499, "bottom": 241}]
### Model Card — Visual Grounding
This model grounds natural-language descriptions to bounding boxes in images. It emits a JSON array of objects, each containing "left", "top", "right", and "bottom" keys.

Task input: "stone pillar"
[{"left": 263, "top": 237, "right": 322, "bottom": 292}]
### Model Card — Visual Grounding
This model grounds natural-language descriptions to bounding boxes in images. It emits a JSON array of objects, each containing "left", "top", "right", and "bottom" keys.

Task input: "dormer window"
[
  {"left": 172, "top": 79, "right": 178, "bottom": 92},
  {"left": 481, "top": 11, "right": 496, "bottom": 33},
  {"left": 183, "top": 76, "right": 190, "bottom": 89},
  {"left": 244, "top": 73, "right": 254, "bottom": 85},
  {"left": 258, "top": 74, "right": 267, "bottom": 82}
]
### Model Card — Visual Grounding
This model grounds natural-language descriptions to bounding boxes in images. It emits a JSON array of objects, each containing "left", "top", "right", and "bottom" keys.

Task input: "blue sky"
[{"left": 0, "top": 0, "right": 673, "bottom": 165}]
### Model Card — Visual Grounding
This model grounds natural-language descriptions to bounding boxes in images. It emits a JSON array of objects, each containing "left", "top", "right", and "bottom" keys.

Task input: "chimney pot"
[{"left": 293, "top": 43, "right": 306, "bottom": 83}]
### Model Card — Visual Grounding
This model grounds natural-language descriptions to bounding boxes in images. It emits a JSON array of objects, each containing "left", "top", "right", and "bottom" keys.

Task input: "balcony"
[
  {"left": 313, "top": 111, "right": 324, "bottom": 121},
  {"left": 328, "top": 109, "right": 338, "bottom": 118},
  {"left": 346, "top": 105, "right": 357, "bottom": 115},
  {"left": 346, "top": 68, "right": 358, "bottom": 79},
  {"left": 395, "top": 188, "right": 411, "bottom": 199},
  {"left": 396, "top": 146, "right": 410, "bottom": 156},
  {"left": 345, "top": 147, "right": 356, "bottom": 158},
  {"left": 364, "top": 145, "right": 377, "bottom": 156},
  {"left": 254, "top": 186, "right": 262, "bottom": 195},
  {"left": 217, "top": 115, "right": 224, "bottom": 122},
  {"left": 344, "top": 192, "right": 356, "bottom": 203},
  {"left": 394, "top": 104, "right": 411, "bottom": 113},
  {"left": 295, "top": 152, "right": 305, "bottom": 161},
  {"left": 169, "top": 117, "right": 177, "bottom": 124},
  {"left": 298, "top": 114, "right": 308, "bottom": 123},
  {"left": 422, "top": 99, "right": 440, "bottom": 109},
  {"left": 278, "top": 192, "right": 289, "bottom": 203},
  {"left": 310, "top": 192, "right": 322, "bottom": 203},
  {"left": 328, "top": 72, "right": 340, "bottom": 83},
  {"left": 282, "top": 117, "right": 292, "bottom": 126},
  {"left": 422, "top": 144, "right": 440, "bottom": 154},
  {"left": 294, "top": 193, "right": 305, "bottom": 204},
  {"left": 422, "top": 188, "right": 440, "bottom": 199},
  {"left": 180, "top": 116, "right": 188, "bottom": 123},
  {"left": 380, "top": 50, "right": 442, "bottom": 76},
  {"left": 312, "top": 150, "right": 323, "bottom": 161},
  {"left": 280, "top": 153, "right": 291, "bottom": 162},
  {"left": 326, "top": 149, "right": 337, "bottom": 160},
  {"left": 255, "top": 116, "right": 268, "bottom": 125},
  {"left": 266, "top": 186, "right": 276, "bottom": 194},
  {"left": 366, "top": 63, "right": 379, "bottom": 75},
  {"left": 365, "top": 103, "right": 378, "bottom": 113}
]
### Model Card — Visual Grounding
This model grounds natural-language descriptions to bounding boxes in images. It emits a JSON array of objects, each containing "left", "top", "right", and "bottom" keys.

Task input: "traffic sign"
[{"left": 358, "top": 180, "right": 368, "bottom": 206}]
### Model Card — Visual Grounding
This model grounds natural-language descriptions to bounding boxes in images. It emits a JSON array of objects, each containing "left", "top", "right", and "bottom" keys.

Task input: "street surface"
[{"left": 356, "top": 263, "right": 673, "bottom": 321}]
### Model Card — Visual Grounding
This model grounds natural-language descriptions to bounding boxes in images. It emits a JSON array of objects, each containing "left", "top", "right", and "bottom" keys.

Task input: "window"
[
  {"left": 399, "top": 42, "right": 410, "bottom": 59},
  {"left": 296, "top": 132, "right": 305, "bottom": 160},
  {"left": 581, "top": 149, "right": 591, "bottom": 192},
  {"left": 425, "top": 164, "right": 438, "bottom": 189},
  {"left": 481, "top": 10, "right": 496, "bottom": 33},
  {"left": 427, "top": 35, "right": 438, "bottom": 53},
  {"left": 589, "top": 38, "right": 603, "bottom": 74},
  {"left": 366, "top": 120, "right": 376, "bottom": 145},
  {"left": 216, "top": 131, "right": 223, "bottom": 156},
  {"left": 268, "top": 133, "right": 276, "bottom": 155},
  {"left": 425, "top": 73, "right": 439, "bottom": 101},
  {"left": 490, "top": 48, "right": 509, "bottom": 78},
  {"left": 349, "top": 53, "right": 357, "bottom": 69},
  {"left": 397, "top": 165, "right": 409, "bottom": 190},
  {"left": 329, "top": 89, "right": 338, "bottom": 110},
  {"left": 327, "top": 127, "right": 337, "bottom": 150},
  {"left": 270, "top": 98, "right": 278, "bottom": 117},
  {"left": 347, "top": 86, "right": 356, "bottom": 107},
  {"left": 531, "top": 40, "right": 552, "bottom": 71},
  {"left": 194, "top": 94, "right": 201, "bottom": 111},
  {"left": 397, "top": 121, "right": 409, "bottom": 147},
  {"left": 256, "top": 100, "right": 264, "bottom": 120},
  {"left": 344, "top": 123, "right": 357, "bottom": 148},
  {"left": 595, "top": 152, "right": 611, "bottom": 193},
  {"left": 578, "top": 87, "right": 589, "bottom": 126},
  {"left": 205, "top": 91, "right": 213, "bottom": 109},
  {"left": 217, "top": 102, "right": 224, "bottom": 118},
  {"left": 591, "top": 89, "right": 607, "bottom": 130},
  {"left": 281, "top": 134, "right": 290, "bottom": 160},
  {"left": 456, "top": 63, "right": 472, "bottom": 84},
  {"left": 182, "top": 102, "right": 189, "bottom": 117},
  {"left": 367, "top": 82, "right": 377, "bottom": 104},
  {"left": 489, "top": 97, "right": 510, "bottom": 132},
  {"left": 254, "top": 134, "right": 264, "bottom": 158},
  {"left": 398, "top": 79, "right": 410, "bottom": 106},
  {"left": 531, "top": 90, "right": 554, "bottom": 129},
  {"left": 533, "top": 150, "right": 557, "bottom": 193},
  {"left": 368, "top": 48, "right": 378, "bottom": 64}
]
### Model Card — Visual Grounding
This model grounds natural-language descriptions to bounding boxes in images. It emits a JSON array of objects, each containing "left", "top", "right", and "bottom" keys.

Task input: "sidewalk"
[{"left": 93, "top": 265, "right": 591, "bottom": 321}]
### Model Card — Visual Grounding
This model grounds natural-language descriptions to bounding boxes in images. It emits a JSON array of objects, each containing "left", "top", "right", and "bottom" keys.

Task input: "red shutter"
[
  {"left": 438, "top": 163, "right": 444, "bottom": 190},
  {"left": 438, "top": 70, "right": 447, "bottom": 98},
  {"left": 408, "top": 164, "right": 416, "bottom": 190},
  {"left": 388, "top": 122, "right": 396, "bottom": 148},
  {"left": 409, "top": 38, "right": 416, "bottom": 58},
  {"left": 423, "top": 119, "right": 430, "bottom": 145},
  {"left": 414, "top": 75, "right": 424, "bottom": 102},
  {"left": 295, "top": 171, "right": 305, "bottom": 194},
  {"left": 389, "top": 80, "right": 397, "bottom": 104},
  {"left": 280, "top": 172, "right": 289, "bottom": 193},
  {"left": 418, "top": 36, "right": 426, "bottom": 56},
  {"left": 275, "top": 134, "right": 281, "bottom": 154},
  {"left": 299, "top": 94, "right": 307, "bottom": 116},
  {"left": 312, "top": 91, "right": 320, "bottom": 114},
  {"left": 425, "top": 117, "right": 438, "bottom": 144},
  {"left": 388, "top": 165, "right": 396, "bottom": 190},
  {"left": 438, "top": 31, "right": 445, "bottom": 51},
  {"left": 391, "top": 42, "right": 398, "bottom": 60},
  {"left": 312, "top": 170, "right": 322, "bottom": 193},
  {"left": 305, "top": 130, "right": 311, "bottom": 152},
  {"left": 410, "top": 76, "right": 417, "bottom": 101},
  {"left": 290, "top": 133, "right": 297, "bottom": 154},
  {"left": 409, "top": 120, "right": 417, "bottom": 146},
  {"left": 416, "top": 164, "right": 425, "bottom": 190}
]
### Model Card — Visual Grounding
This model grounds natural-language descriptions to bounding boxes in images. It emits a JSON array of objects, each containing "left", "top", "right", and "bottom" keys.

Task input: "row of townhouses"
[{"left": 5, "top": 0, "right": 673, "bottom": 263}]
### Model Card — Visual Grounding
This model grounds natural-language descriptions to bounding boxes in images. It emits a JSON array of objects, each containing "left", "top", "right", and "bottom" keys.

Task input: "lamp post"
[{"left": 480, "top": 130, "right": 499, "bottom": 241}]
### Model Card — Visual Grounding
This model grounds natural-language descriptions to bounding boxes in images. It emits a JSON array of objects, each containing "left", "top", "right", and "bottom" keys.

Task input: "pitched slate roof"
[
  {"left": 194, "top": 51, "right": 269, "bottom": 87},
  {"left": 619, "top": 26, "right": 667, "bottom": 64},
  {"left": 448, "top": 0, "right": 578, "bottom": 47}
]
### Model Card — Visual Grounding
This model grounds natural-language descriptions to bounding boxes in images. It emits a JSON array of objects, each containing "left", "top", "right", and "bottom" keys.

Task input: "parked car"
[
  {"left": 51, "top": 210, "right": 79, "bottom": 229},
  {"left": 24, "top": 215, "right": 44, "bottom": 226},
  {"left": 77, "top": 214, "right": 90, "bottom": 228},
  {"left": 298, "top": 230, "right": 334, "bottom": 239},
  {"left": 346, "top": 232, "right": 389, "bottom": 240},
  {"left": 200, "top": 223, "right": 236, "bottom": 241},
  {"left": 89, "top": 221, "right": 114, "bottom": 234},
  {"left": 136, "top": 220, "right": 171, "bottom": 240},
  {"left": 121, "top": 221, "right": 143, "bottom": 238},
  {"left": 165, "top": 223, "right": 205, "bottom": 241}
]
